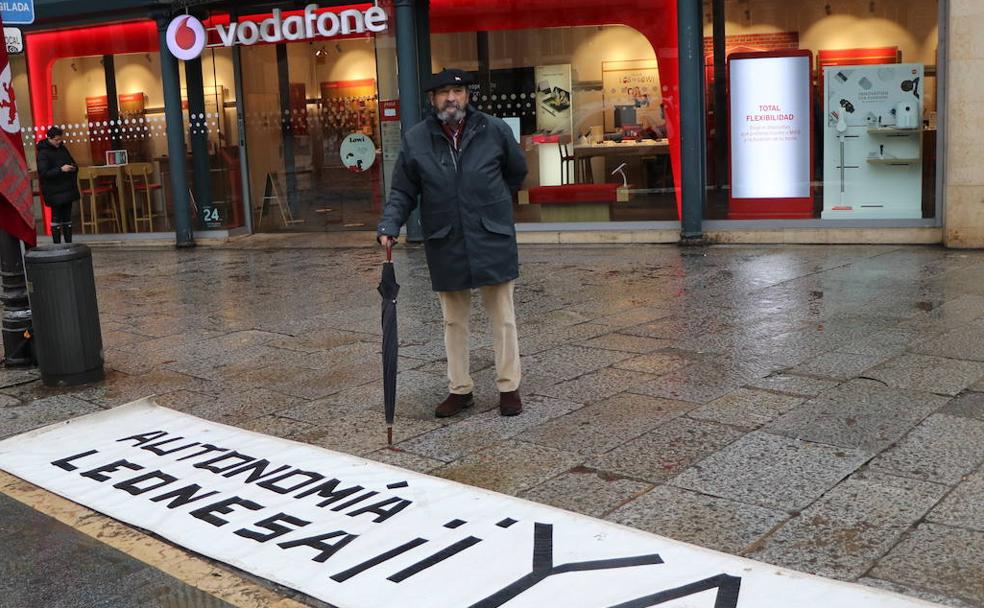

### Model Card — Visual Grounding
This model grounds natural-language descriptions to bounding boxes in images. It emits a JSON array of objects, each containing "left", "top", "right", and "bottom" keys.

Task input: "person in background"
[
  {"left": 377, "top": 68, "right": 528, "bottom": 418},
  {"left": 36, "top": 126, "right": 79, "bottom": 244}
]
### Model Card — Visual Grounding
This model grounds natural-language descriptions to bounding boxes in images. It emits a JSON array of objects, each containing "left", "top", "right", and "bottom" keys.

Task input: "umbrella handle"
[{"left": 385, "top": 240, "right": 393, "bottom": 263}]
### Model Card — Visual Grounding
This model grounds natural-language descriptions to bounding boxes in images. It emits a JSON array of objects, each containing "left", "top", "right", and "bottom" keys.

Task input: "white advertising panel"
[
  {"left": 730, "top": 54, "right": 811, "bottom": 199},
  {"left": 0, "top": 399, "right": 945, "bottom": 608}
]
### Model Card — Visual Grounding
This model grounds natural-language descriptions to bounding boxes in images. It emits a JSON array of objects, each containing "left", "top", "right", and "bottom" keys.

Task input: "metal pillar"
[
  {"left": 0, "top": 231, "right": 32, "bottom": 367},
  {"left": 677, "top": 0, "right": 707, "bottom": 241},
  {"left": 712, "top": 0, "right": 728, "bottom": 191},
  {"left": 396, "top": 0, "right": 423, "bottom": 241},
  {"left": 276, "top": 43, "right": 300, "bottom": 217},
  {"left": 103, "top": 55, "right": 121, "bottom": 151},
  {"left": 157, "top": 15, "right": 195, "bottom": 247},
  {"left": 184, "top": 56, "right": 212, "bottom": 228},
  {"left": 416, "top": 0, "right": 432, "bottom": 111}
]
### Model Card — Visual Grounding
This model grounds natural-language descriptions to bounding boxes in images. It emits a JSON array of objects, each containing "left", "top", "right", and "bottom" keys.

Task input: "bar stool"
[
  {"left": 575, "top": 156, "right": 593, "bottom": 184},
  {"left": 125, "top": 162, "right": 167, "bottom": 232},
  {"left": 559, "top": 143, "right": 576, "bottom": 185},
  {"left": 77, "top": 167, "right": 122, "bottom": 233}
]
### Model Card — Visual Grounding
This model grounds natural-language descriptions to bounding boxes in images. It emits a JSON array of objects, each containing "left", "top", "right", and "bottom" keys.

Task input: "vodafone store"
[{"left": 6, "top": 0, "right": 947, "bottom": 241}]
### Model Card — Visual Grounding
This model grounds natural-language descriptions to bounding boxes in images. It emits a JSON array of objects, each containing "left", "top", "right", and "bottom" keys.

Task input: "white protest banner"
[{"left": 0, "top": 399, "right": 943, "bottom": 608}]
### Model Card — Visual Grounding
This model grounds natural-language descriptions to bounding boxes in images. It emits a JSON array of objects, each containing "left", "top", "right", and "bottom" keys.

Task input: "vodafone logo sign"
[
  {"left": 166, "top": 15, "right": 207, "bottom": 61},
  {"left": 165, "top": 4, "right": 388, "bottom": 61}
]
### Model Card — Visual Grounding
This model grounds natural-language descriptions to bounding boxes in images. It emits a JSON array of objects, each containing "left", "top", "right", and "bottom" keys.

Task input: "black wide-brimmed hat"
[{"left": 425, "top": 68, "right": 474, "bottom": 92}]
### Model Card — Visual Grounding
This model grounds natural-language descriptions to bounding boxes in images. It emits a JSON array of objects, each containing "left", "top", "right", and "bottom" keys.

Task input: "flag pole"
[{"left": 0, "top": 13, "right": 36, "bottom": 366}]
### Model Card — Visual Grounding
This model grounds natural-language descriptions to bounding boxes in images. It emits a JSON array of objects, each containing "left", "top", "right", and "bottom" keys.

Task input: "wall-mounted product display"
[
  {"left": 821, "top": 63, "right": 923, "bottom": 219},
  {"left": 533, "top": 64, "right": 573, "bottom": 187},
  {"left": 601, "top": 59, "right": 662, "bottom": 133},
  {"left": 727, "top": 50, "right": 813, "bottom": 219}
]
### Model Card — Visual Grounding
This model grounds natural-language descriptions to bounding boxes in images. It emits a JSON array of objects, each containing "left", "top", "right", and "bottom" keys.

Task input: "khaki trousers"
[{"left": 437, "top": 281, "right": 520, "bottom": 394}]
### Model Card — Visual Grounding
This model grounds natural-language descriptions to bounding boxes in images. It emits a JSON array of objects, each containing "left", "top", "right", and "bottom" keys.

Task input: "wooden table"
[
  {"left": 86, "top": 165, "right": 129, "bottom": 233},
  {"left": 573, "top": 139, "right": 669, "bottom": 159},
  {"left": 574, "top": 140, "right": 670, "bottom": 188}
]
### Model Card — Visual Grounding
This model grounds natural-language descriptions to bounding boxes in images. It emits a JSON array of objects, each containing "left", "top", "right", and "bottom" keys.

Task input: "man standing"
[
  {"left": 36, "top": 126, "right": 79, "bottom": 244},
  {"left": 378, "top": 69, "right": 528, "bottom": 418}
]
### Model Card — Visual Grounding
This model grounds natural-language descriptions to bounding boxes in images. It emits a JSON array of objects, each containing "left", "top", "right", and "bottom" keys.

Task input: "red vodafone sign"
[
  {"left": 166, "top": 15, "right": 207, "bottom": 61},
  {"left": 166, "top": 4, "right": 388, "bottom": 60}
]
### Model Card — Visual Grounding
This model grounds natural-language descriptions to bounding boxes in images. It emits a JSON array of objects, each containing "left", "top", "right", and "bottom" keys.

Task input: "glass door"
[{"left": 240, "top": 37, "right": 383, "bottom": 232}]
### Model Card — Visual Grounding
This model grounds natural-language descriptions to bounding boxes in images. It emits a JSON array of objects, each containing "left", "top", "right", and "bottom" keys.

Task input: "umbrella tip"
[{"left": 387, "top": 426, "right": 394, "bottom": 445}]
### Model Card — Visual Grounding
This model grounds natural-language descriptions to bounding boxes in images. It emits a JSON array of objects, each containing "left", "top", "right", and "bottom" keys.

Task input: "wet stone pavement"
[{"left": 2, "top": 243, "right": 984, "bottom": 607}]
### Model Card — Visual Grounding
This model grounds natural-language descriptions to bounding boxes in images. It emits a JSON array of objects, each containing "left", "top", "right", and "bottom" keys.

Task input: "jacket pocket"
[
  {"left": 426, "top": 223, "right": 453, "bottom": 240},
  {"left": 481, "top": 216, "right": 514, "bottom": 237}
]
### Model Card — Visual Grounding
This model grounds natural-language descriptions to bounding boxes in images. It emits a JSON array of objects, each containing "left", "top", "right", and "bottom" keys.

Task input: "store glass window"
[
  {"left": 17, "top": 20, "right": 246, "bottom": 238},
  {"left": 430, "top": 25, "right": 678, "bottom": 224},
  {"left": 229, "top": 6, "right": 383, "bottom": 233},
  {"left": 703, "top": 0, "right": 940, "bottom": 221}
]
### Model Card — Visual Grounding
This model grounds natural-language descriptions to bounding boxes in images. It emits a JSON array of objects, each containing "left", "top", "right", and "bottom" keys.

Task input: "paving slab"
[
  {"left": 747, "top": 471, "right": 948, "bottom": 579},
  {"left": 534, "top": 367, "right": 657, "bottom": 404},
  {"left": 911, "top": 326, "right": 984, "bottom": 361},
  {"left": 296, "top": 403, "right": 442, "bottom": 455},
  {"left": 587, "top": 416, "right": 745, "bottom": 482},
  {"left": 862, "top": 354, "right": 984, "bottom": 396},
  {"left": 670, "top": 431, "right": 872, "bottom": 512},
  {"left": 926, "top": 466, "right": 984, "bottom": 531},
  {"left": 516, "top": 392, "right": 695, "bottom": 456},
  {"left": 520, "top": 344, "right": 635, "bottom": 382},
  {"left": 744, "top": 373, "right": 842, "bottom": 398},
  {"left": 939, "top": 390, "right": 984, "bottom": 421},
  {"left": 578, "top": 332, "right": 675, "bottom": 353},
  {"left": 433, "top": 440, "right": 583, "bottom": 494},
  {"left": 790, "top": 351, "right": 891, "bottom": 381},
  {"left": 688, "top": 388, "right": 805, "bottom": 429},
  {"left": 607, "top": 485, "right": 789, "bottom": 555},
  {"left": 0, "top": 395, "right": 103, "bottom": 440},
  {"left": 395, "top": 394, "right": 581, "bottom": 462},
  {"left": 765, "top": 379, "right": 950, "bottom": 452},
  {"left": 870, "top": 523, "right": 984, "bottom": 606},
  {"left": 519, "top": 467, "right": 654, "bottom": 518},
  {"left": 868, "top": 414, "right": 984, "bottom": 485}
]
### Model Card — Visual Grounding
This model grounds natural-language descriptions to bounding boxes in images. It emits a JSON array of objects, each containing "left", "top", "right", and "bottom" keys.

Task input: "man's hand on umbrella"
[{"left": 379, "top": 235, "right": 397, "bottom": 248}]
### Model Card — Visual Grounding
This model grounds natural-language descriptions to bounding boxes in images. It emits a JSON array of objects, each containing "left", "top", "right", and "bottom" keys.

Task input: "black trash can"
[{"left": 25, "top": 244, "right": 104, "bottom": 387}]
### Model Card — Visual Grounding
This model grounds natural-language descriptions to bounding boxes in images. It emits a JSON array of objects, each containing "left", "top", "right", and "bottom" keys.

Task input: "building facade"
[{"left": 4, "top": 0, "right": 974, "bottom": 246}]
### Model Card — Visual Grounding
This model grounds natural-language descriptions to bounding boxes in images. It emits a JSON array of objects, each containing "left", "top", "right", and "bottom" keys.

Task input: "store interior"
[{"left": 10, "top": 0, "right": 941, "bottom": 236}]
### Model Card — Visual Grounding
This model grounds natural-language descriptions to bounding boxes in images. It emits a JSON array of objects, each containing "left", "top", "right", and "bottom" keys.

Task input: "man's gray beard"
[{"left": 437, "top": 105, "right": 466, "bottom": 124}]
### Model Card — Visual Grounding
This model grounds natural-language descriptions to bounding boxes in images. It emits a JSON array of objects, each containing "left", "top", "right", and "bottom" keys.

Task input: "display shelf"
[
  {"left": 865, "top": 157, "right": 920, "bottom": 165},
  {"left": 866, "top": 127, "right": 921, "bottom": 135}
]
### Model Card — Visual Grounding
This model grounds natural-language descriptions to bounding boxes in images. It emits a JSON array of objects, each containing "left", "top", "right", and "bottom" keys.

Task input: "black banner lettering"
[
  {"left": 235, "top": 513, "right": 311, "bottom": 543},
  {"left": 330, "top": 538, "right": 429, "bottom": 583},
  {"left": 194, "top": 451, "right": 256, "bottom": 474},
  {"left": 142, "top": 437, "right": 201, "bottom": 457},
  {"left": 116, "top": 431, "right": 168, "bottom": 446},
  {"left": 346, "top": 497, "right": 412, "bottom": 523},
  {"left": 294, "top": 478, "right": 364, "bottom": 506},
  {"left": 190, "top": 496, "right": 264, "bottom": 527},
  {"left": 222, "top": 459, "right": 291, "bottom": 483},
  {"left": 278, "top": 531, "right": 358, "bottom": 563},
  {"left": 79, "top": 459, "right": 144, "bottom": 482},
  {"left": 256, "top": 469, "right": 324, "bottom": 495},
  {"left": 175, "top": 444, "right": 228, "bottom": 462},
  {"left": 330, "top": 491, "right": 378, "bottom": 512},
  {"left": 113, "top": 470, "right": 177, "bottom": 496},
  {"left": 51, "top": 450, "right": 99, "bottom": 471},
  {"left": 150, "top": 484, "right": 221, "bottom": 509}
]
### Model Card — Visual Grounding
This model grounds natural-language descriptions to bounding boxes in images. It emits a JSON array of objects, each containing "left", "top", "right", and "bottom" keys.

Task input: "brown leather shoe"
[
  {"left": 499, "top": 390, "right": 523, "bottom": 416},
  {"left": 435, "top": 392, "right": 474, "bottom": 418}
]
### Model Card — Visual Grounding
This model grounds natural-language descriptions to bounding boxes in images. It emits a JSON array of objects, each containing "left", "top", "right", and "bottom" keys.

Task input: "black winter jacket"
[
  {"left": 36, "top": 139, "right": 80, "bottom": 206},
  {"left": 377, "top": 109, "right": 528, "bottom": 292}
]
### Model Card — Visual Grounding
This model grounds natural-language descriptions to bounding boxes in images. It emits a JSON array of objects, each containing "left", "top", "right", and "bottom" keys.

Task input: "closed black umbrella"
[{"left": 378, "top": 242, "right": 400, "bottom": 445}]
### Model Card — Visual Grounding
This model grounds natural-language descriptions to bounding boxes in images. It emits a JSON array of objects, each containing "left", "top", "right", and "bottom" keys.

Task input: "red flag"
[{"left": 0, "top": 15, "right": 36, "bottom": 247}]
